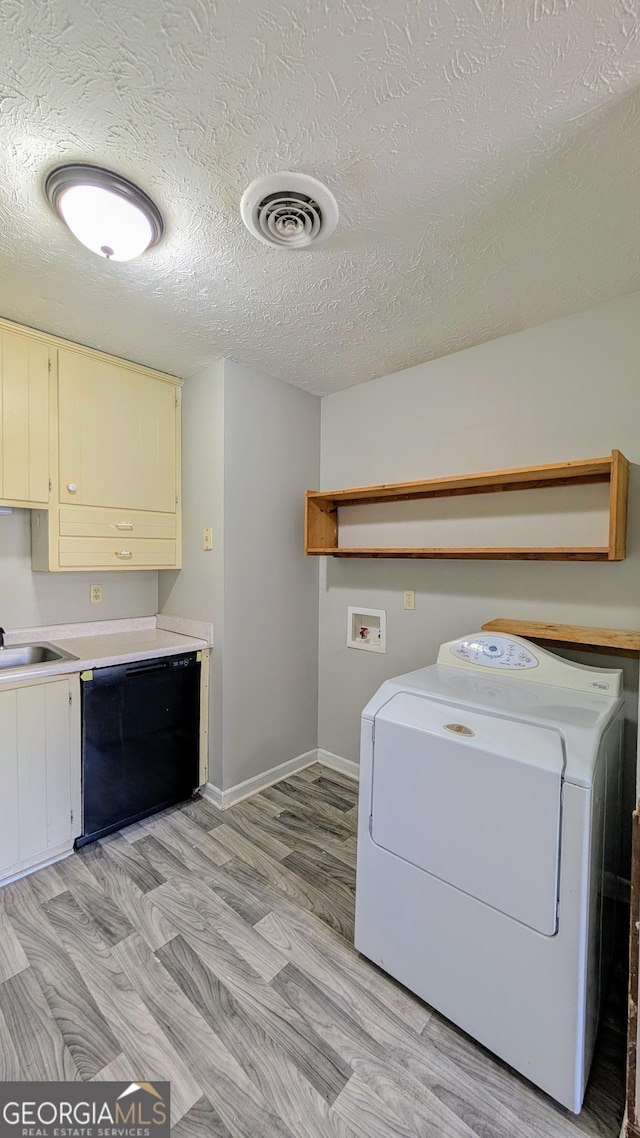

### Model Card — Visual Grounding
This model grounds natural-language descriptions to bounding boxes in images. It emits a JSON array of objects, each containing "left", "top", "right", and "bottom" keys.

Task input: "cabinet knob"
[
  {"left": 66, "top": 483, "right": 77, "bottom": 494},
  {"left": 115, "top": 550, "right": 133, "bottom": 559}
]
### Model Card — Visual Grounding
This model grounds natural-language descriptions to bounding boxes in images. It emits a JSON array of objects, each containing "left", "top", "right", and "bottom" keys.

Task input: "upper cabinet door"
[
  {"left": 58, "top": 350, "right": 177, "bottom": 512},
  {"left": 0, "top": 330, "right": 49, "bottom": 506}
]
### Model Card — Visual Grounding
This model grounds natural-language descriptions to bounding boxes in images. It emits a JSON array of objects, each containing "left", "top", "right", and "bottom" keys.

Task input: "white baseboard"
[
  {"left": 203, "top": 749, "right": 317, "bottom": 810},
  {"left": 317, "top": 748, "right": 360, "bottom": 781},
  {"left": 202, "top": 747, "right": 359, "bottom": 810},
  {"left": 202, "top": 782, "right": 224, "bottom": 809},
  {"left": 0, "top": 840, "right": 75, "bottom": 888}
]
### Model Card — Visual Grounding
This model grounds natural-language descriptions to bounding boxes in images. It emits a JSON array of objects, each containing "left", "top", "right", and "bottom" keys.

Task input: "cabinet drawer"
[
  {"left": 59, "top": 505, "right": 177, "bottom": 540},
  {"left": 59, "top": 538, "right": 178, "bottom": 568}
]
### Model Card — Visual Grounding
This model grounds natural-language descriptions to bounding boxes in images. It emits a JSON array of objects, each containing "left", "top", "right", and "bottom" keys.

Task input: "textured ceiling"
[{"left": 1, "top": 1, "right": 640, "bottom": 394}]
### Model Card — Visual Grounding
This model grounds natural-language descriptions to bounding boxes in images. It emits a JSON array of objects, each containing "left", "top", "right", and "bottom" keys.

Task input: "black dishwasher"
[{"left": 78, "top": 652, "right": 201, "bottom": 846}]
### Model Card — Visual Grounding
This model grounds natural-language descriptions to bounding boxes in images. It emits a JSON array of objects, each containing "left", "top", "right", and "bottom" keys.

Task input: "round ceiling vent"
[{"left": 240, "top": 172, "right": 338, "bottom": 249}]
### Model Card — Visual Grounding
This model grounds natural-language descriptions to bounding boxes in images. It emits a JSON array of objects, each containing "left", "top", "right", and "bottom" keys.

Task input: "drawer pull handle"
[
  {"left": 115, "top": 550, "right": 133, "bottom": 559},
  {"left": 115, "top": 522, "right": 133, "bottom": 530}
]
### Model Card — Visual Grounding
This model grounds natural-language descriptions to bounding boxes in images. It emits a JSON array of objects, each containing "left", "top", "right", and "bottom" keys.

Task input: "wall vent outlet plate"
[{"left": 347, "top": 607, "right": 386, "bottom": 653}]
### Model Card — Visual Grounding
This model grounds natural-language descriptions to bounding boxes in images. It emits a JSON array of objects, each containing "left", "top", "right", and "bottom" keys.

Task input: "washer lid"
[
  {"left": 362, "top": 661, "right": 622, "bottom": 787},
  {"left": 371, "top": 692, "right": 564, "bottom": 935}
]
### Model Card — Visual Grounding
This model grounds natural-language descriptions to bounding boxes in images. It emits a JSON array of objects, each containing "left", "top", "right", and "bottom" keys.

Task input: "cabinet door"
[
  {"left": 0, "top": 330, "right": 49, "bottom": 505},
  {"left": 58, "top": 349, "right": 177, "bottom": 512},
  {"left": 0, "top": 678, "right": 75, "bottom": 874}
]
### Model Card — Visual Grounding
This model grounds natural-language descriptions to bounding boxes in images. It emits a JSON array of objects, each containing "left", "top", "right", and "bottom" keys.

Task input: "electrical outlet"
[
  {"left": 90, "top": 584, "right": 103, "bottom": 604},
  {"left": 403, "top": 589, "right": 415, "bottom": 611},
  {"left": 203, "top": 527, "right": 213, "bottom": 551}
]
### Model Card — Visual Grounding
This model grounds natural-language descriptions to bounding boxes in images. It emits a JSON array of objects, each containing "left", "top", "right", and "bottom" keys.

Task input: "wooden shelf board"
[
  {"left": 308, "top": 455, "right": 615, "bottom": 508},
  {"left": 323, "top": 477, "right": 609, "bottom": 508},
  {"left": 309, "top": 547, "right": 611, "bottom": 561},
  {"left": 481, "top": 618, "right": 640, "bottom": 655}
]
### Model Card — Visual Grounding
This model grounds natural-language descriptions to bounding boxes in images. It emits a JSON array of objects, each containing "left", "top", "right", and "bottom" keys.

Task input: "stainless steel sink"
[{"left": 0, "top": 642, "right": 78, "bottom": 671}]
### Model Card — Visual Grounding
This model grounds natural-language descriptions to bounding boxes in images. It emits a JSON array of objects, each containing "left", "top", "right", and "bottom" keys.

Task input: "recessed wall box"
[{"left": 347, "top": 607, "right": 386, "bottom": 653}]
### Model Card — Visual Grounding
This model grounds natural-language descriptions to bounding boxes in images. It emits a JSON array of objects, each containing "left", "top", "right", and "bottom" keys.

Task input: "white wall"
[
  {"left": 0, "top": 509, "right": 158, "bottom": 627},
  {"left": 319, "top": 291, "right": 640, "bottom": 868},
  {"left": 160, "top": 358, "right": 320, "bottom": 792},
  {"left": 158, "top": 359, "right": 225, "bottom": 784},
  {"left": 221, "top": 360, "right": 320, "bottom": 789}
]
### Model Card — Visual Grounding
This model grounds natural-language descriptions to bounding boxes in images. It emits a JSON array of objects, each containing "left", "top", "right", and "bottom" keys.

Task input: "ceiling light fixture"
[{"left": 45, "top": 164, "right": 164, "bottom": 262}]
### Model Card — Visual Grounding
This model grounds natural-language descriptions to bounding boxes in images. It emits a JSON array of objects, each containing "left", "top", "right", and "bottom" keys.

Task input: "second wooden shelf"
[{"left": 481, "top": 618, "right": 640, "bottom": 657}]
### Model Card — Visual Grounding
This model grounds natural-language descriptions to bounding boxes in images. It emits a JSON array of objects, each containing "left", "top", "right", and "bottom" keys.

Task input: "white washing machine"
[{"left": 354, "top": 633, "right": 624, "bottom": 1113}]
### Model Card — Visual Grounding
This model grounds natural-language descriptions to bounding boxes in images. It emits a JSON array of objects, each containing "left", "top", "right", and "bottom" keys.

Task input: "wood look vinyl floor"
[{"left": 0, "top": 764, "right": 626, "bottom": 1136}]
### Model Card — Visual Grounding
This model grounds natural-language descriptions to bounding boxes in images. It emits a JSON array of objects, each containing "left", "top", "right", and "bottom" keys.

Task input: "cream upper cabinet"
[
  {"left": 0, "top": 328, "right": 49, "bottom": 507},
  {"left": 58, "top": 349, "right": 177, "bottom": 512},
  {"left": 0, "top": 315, "right": 181, "bottom": 571}
]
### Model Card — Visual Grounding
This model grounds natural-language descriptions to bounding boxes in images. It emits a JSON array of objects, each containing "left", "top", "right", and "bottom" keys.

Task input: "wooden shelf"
[
  {"left": 481, "top": 618, "right": 640, "bottom": 657},
  {"left": 305, "top": 451, "right": 629, "bottom": 561},
  {"left": 308, "top": 547, "right": 611, "bottom": 560}
]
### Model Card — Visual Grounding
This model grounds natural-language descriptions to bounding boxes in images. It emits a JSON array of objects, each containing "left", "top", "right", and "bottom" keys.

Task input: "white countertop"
[{"left": 0, "top": 615, "right": 212, "bottom": 686}]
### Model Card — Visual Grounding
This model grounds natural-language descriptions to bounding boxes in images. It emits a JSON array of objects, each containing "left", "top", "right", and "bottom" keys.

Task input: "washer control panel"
[
  {"left": 437, "top": 631, "right": 623, "bottom": 694},
  {"left": 449, "top": 636, "right": 538, "bottom": 670}
]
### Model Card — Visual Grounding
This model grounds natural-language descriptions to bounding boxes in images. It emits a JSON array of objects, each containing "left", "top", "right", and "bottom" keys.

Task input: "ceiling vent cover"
[{"left": 240, "top": 172, "right": 338, "bottom": 248}]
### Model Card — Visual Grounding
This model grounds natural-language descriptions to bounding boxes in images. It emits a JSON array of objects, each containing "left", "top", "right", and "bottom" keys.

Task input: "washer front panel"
[{"left": 371, "top": 692, "right": 563, "bottom": 935}]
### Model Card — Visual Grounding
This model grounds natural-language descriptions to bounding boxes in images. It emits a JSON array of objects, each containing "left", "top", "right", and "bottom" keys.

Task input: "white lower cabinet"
[{"left": 0, "top": 673, "right": 81, "bottom": 882}]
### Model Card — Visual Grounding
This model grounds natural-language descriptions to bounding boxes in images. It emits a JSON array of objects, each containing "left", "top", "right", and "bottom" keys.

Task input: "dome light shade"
[{"left": 45, "top": 164, "right": 163, "bottom": 262}]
